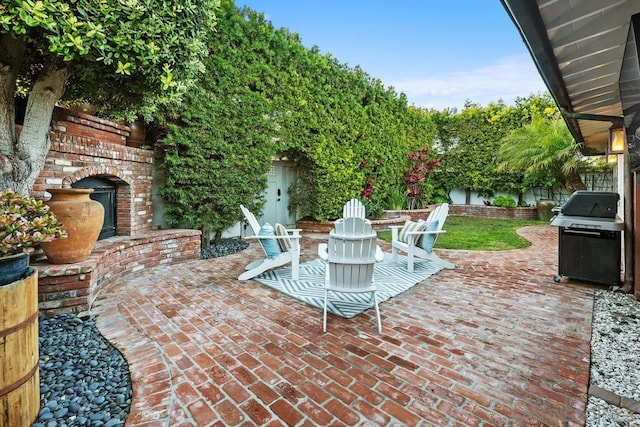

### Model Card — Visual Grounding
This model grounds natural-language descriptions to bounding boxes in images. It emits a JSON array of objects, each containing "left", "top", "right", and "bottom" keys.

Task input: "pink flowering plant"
[
  {"left": 360, "top": 158, "right": 385, "bottom": 219},
  {"left": 404, "top": 147, "right": 440, "bottom": 210},
  {"left": 0, "top": 189, "right": 67, "bottom": 256}
]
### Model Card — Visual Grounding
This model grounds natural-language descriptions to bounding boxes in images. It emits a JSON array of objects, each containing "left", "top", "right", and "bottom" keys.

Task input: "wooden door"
[{"left": 260, "top": 161, "right": 297, "bottom": 227}]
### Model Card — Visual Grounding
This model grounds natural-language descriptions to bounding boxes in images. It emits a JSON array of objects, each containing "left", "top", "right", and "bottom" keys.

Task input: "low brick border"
[
  {"left": 589, "top": 384, "right": 640, "bottom": 414},
  {"left": 35, "top": 229, "right": 201, "bottom": 315},
  {"left": 449, "top": 204, "right": 538, "bottom": 220},
  {"left": 296, "top": 203, "right": 538, "bottom": 234}
]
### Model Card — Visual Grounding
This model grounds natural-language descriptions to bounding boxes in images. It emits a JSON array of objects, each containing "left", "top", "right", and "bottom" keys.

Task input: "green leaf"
[{"left": 115, "top": 61, "right": 132, "bottom": 75}]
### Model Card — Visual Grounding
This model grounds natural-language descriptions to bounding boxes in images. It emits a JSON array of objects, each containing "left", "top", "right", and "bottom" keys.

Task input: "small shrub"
[
  {"left": 0, "top": 190, "right": 67, "bottom": 256},
  {"left": 493, "top": 195, "right": 517, "bottom": 208},
  {"left": 363, "top": 198, "right": 384, "bottom": 219},
  {"left": 431, "top": 188, "right": 450, "bottom": 204},
  {"left": 386, "top": 187, "right": 406, "bottom": 210},
  {"left": 404, "top": 147, "right": 439, "bottom": 210}
]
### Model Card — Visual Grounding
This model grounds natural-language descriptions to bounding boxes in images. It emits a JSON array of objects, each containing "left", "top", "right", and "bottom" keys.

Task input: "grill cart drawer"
[{"left": 557, "top": 227, "right": 621, "bottom": 286}]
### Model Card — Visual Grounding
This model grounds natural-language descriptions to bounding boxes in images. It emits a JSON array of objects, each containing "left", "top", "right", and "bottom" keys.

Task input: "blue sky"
[{"left": 238, "top": 0, "right": 548, "bottom": 111}]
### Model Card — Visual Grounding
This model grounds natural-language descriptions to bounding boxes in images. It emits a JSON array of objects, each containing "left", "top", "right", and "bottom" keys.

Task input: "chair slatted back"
[
  {"left": 426, "top": 203, "right": 449, "bottom": 247},
  {"left": 342, "top": 198, "right": 366, "bottom": 219},
  {"left": 327, "top": 217, "right": 377, "bottom": 290},
  {"left": 240, "top": 204, "right": 262, "bottom": 236},
  {"left": 428, "top": 203, "right": 449, "bottom": 226}
]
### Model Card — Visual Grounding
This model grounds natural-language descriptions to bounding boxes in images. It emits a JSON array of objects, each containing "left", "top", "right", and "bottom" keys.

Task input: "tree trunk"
[
  {"left": 0, "top": 58, "right": 68, "bottom": 195},
  {"left": 562, "top": 170, "right": 587, "bottom": 195},
  {"left": 201, "top": 225, "right": 211, "bottom": 247},
  {"left": 0, "top": 34, "right": 24, "bottom": 181}
]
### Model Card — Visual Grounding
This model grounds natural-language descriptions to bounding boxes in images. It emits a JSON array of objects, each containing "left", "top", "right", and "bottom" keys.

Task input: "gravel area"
[
  {"left": 200, "top": 238, "right": 248, "bottom": 259},
  {"left": 35, "top": 314, "right": 131, "bottom": 427},
  {"left": 586, "top": 290, "right": 640, "bottom": 426}
]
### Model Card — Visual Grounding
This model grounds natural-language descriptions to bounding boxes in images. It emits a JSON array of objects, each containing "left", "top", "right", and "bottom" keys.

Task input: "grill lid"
[{"left": 559, "top": 191, "right": 618, "bottom": 218}]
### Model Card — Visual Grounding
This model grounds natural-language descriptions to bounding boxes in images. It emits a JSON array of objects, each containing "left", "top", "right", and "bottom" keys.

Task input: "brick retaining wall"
[
  {"left": 296, "top": 215, "right": 410, "bottom": 233},
  {"left": 36, "top": 230, "right": 201, "bottom": 315},
  {"left": 448, "top": 204, "right": 539, "bottom": 220},
  {"left": 296, "top": 204, "right": 538, "bottom": 234}
]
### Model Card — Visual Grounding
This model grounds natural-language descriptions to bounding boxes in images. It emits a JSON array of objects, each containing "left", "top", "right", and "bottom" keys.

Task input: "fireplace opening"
[{"left": 72, "top": 177, "right": 116, "bottom": 240}]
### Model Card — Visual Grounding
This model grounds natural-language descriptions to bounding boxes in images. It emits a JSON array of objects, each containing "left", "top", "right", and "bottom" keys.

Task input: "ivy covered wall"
[
  {"left": 156, "top": 2, "right": 603, "bottom": 240},
  {"left": 159, "top": 0, "right": 437, "bottom": 236}
]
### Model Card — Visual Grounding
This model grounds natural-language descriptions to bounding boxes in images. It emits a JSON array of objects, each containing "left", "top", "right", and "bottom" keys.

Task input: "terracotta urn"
[
  {"left": 126, "top": 120, "right": 146, "bottom": 148},
  {"left": 536, "top": 199, "right": 556, "bottom": 221},
  {"left": 40, "top": 188, "right": 105, "bottom": 264}
]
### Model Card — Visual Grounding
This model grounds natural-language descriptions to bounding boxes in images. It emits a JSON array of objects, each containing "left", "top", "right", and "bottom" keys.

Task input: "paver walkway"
[{"left": 93, "top": 225, "right": 597, "bottom": 426}]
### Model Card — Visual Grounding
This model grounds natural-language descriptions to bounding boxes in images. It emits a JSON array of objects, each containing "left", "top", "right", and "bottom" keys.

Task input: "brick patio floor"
[{"left": 93, "top": 225, "right": 598, "bottom": 426}]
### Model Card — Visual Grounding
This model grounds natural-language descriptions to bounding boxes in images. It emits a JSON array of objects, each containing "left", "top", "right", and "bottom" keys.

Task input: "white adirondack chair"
[
  {"left": 318, "top": 217, "right": 382, "bottom": 334},
  {"left": 389, "top": 203, "right": 455, "bottom": 272},
  {"left": 238, "top": 205, "right": 301, "bottom": 281},
  {"left": 342, "top": 198, "right": 366, "bottom": 219}
]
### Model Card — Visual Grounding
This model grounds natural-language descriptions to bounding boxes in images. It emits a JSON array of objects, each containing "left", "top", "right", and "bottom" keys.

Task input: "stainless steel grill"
[{"left": 550, "top": 191, "right": 622, "bottom": 286}]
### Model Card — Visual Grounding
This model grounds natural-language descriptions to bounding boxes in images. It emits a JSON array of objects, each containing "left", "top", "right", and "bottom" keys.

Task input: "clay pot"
[
  {"left": 126, "top": 120, "right": 146, "bottom": 148},
  {"left": 536, "top": 199, "right": 556, "bottom": 221},
  {"left": 40, "top": 189, "right": 105, "bottom": 264}
]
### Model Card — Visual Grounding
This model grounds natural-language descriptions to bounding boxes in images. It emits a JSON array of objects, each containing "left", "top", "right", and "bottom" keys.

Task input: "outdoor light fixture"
[
  {"left": 608, "top": 126, "right": 625, "bottom": 155},
  {"left": 605, "top": 125, "right": 624, "bottom": 165}
]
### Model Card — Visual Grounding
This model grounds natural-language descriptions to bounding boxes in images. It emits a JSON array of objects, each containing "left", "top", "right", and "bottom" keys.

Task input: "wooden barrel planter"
[{"left": 0, "top": 269, "right": 40, "bottom": 427}]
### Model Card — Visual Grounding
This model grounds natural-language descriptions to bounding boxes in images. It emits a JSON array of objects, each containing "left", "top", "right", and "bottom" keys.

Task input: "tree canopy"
[
  {"left": 0, "top": 0, "right": 219, "bottom": 194},
  {"left": 428, "top": 94, "right": 560, "bottom": 202},
  {"left": 497, "top": 115, "right": 588, "bottom": 195}
]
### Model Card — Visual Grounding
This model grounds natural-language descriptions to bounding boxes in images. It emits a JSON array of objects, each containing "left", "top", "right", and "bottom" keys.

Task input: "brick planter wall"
[
  {"left": 382, "top": 207, "right": 436, "bottom": 222},
  {"left": 448, "top": 204, "right": 539, "bottom": 220},
  {"left": 296, "top": 215, "right": 410, "bottom": 233},
  {"left": 35, "top": 230, "right": 201, "bottom": 315},
  {"left": 296, "top": 204, "right": 538, "bottom": 235}
]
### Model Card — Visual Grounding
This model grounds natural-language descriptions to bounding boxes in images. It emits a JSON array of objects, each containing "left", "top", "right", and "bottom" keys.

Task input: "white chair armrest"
[
  {"left": 389, "top": 225, "right": 402, "bottom": 241},
  {"left": 319, "top": 242, "right": 381, "bottom": 261},
  {"left": 318, "top": 243, "right": 328, "bottom": 261},
  {"left": 405, "top": 230, "right": 446, "bottom": 236},
  {"left": 245, "top": 234, "right": 300, "bottom": 241}
]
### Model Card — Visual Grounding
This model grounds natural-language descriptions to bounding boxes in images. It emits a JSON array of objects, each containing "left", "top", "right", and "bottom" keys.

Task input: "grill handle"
[{"left": 562, "top": 229, "right": 603, "bottom": 237}]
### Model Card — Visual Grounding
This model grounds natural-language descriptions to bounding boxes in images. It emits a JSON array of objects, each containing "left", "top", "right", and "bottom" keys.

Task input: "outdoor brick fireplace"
[{"left": 31, "top": 107, "right": 201, "bottom": 315}]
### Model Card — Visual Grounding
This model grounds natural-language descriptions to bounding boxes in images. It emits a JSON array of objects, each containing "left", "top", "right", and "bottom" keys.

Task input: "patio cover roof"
[{"left": 500, "top": 1, "right": 640, "bottom": 156}]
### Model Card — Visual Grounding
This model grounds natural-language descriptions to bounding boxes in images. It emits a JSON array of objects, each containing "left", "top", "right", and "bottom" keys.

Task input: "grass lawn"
[{"left": 377, "top": 216, "right": 548, "bottom": 251}]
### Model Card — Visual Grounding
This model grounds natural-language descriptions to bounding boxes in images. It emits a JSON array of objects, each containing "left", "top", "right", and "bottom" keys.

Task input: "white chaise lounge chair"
[
  {"left": 389, "top": 203, "right": 455, "bottom": 272},
  {"left": 238, "top": 205, "right": 301, "bottom": 281}
]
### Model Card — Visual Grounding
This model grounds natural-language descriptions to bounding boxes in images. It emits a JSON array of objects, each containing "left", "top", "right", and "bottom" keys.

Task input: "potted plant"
[{"left": 0, "top": 189, "right": 66, "bottom": 285}]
